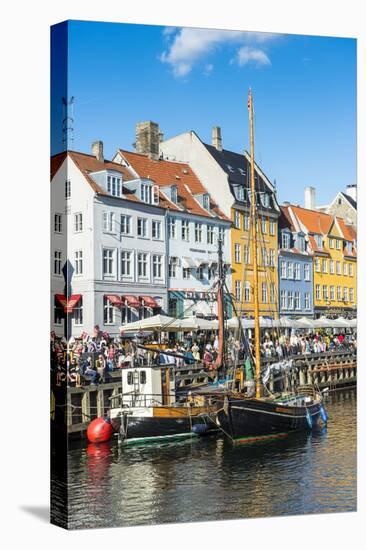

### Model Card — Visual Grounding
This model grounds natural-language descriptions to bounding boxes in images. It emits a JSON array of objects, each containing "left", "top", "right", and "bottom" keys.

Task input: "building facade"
[
  {"left": 160, "top": 126, "right": 280, "bottom": 318},
  {"left": 285, "top": 205, "right": 357, "bottom": 318},
  {"left": 278, "top": 206, "right": 314, "bottom": 317}
]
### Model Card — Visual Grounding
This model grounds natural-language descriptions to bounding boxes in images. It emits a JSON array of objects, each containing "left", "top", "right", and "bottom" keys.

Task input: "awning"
[
  {"left": 140, "top": 295, "right": 159, "bottom": 308},
  {"left": 105, "top": 294, "right": 122, "bottom": 306},
  {"left": 122, "top": 295, "right": 140, "bottom": 308},
  {"left": 182, "top": 257, "right": 197, "bottom": 268},
  {"left": 55, "top": 294, "right": 81, "bottom": 313}
]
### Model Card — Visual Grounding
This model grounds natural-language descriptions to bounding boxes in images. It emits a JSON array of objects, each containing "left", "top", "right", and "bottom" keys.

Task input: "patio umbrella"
[
  {"left": 296, "top": 317, "right": 315, "bottom": 329},
  {"left": 119, "top": 314, "right": 178, "bottom": 332},
  {"left": 330, "top": 317, "right": 351, "bottom": 328},
  {"left": 349, "top": 318, "right": 357, "bottom": 328},
  {"left": 273, "top": 317, "right": 302, "bottom": 329},
  {"left": 170, "top": 316, "right": 218, "bottom": 331}
]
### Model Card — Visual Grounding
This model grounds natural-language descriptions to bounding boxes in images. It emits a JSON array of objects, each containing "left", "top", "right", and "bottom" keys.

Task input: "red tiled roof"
[
  {"left": 119, "top": 150, "right": 230, "bottom": 221},
  {"left": 290, "top": 205, "right": 334, "bottom": 235}
]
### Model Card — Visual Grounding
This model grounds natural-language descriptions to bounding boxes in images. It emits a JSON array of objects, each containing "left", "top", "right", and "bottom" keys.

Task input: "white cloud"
[
  {"left": 204, "top": 63, "right": 214, "bottom": 76},
  {"left": 235, "top": 46, "right": 271, "bottom": 66},
  {"left": 160, "top": 27, "right": 277, "bottom": 77}
]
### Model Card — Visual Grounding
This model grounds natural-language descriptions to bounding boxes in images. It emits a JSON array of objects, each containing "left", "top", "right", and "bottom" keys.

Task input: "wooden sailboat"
[{"left": 214, "top": 89, "right": 328, "bottom": 443}]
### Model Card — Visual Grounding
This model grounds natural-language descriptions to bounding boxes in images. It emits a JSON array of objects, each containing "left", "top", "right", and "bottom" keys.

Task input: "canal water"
[{"left": 66, "top": 388, "right": 356, "bottom": 529}]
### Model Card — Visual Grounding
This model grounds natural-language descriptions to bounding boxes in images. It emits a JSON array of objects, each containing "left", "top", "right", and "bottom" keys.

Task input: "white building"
[{"left": 51, "top": 144, "right": 168, "bottom": 338}]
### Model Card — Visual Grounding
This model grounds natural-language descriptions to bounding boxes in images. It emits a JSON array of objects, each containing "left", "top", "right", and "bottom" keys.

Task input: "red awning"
[
  {"left": 105, "top": 294, "right": 122, "bottom": 306},
  {"left": 140, "top": 295, "right": 159, "bottom": 308},
  {"left": 122, "top": 295, "right": 140, "bottom": 308},
  {"left": 55, "top": 294, "right": 81, "bottom": 313}
]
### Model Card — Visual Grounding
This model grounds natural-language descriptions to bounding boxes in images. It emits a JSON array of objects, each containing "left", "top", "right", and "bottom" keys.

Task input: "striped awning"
[
  {"left": 122, "top": 295, "right": 140, "bottom": 308},
  {"left": 140, "top": 295, "right": 159, "bottom": 308},
  {"left": 105, "top": 294, "right": 122, "bottom": 306}
]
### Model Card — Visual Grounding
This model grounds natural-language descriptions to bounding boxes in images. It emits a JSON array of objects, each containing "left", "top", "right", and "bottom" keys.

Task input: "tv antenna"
[{"left": 62, "top": 96, "right": 75, "bottom": 150}]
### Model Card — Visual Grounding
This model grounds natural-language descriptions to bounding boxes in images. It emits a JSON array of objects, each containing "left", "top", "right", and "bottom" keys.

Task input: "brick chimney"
[
  {"left": 91, "top": 140, "right": 104, "bottom": 163},
  {"left": 304, "top": 186, "right": 316, "bottom": 210},
  {"left": 212, "top": 126, "right": 222, "bottom": 151},
  {"left": 135, "top": 121, "right": 160, "bottom": 160}
]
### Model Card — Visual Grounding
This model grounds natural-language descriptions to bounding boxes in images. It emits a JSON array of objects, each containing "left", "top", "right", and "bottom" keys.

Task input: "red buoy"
[{"left": 87, "top": 417, "right": 113, "bottom": 443}]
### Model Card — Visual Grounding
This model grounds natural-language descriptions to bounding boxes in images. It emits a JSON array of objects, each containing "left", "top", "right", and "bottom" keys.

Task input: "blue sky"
[{"left": 51, "top": 20, "right": 356, "bottom": 206}]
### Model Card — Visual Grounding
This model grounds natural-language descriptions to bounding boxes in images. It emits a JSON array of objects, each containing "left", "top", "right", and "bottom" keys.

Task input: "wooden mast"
[
  {"left": 248, "top": 88, "right": 262, "bottom": 398},
  {"left": 214, "top": 237, "right": 225, "bottom": 370}
]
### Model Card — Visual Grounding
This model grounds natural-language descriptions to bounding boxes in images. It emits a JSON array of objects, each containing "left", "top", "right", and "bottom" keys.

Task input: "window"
[
  {"left": 269, "top": 220, "right": 275, "bottom": 236},
  {"left": 235, "top": 243, "right": 241, "bottom": 263},
  {"left": 121, "top": 251, "right": 132, "bottom": 277},
  {"left": 54, "top": 213, "right": 62, "bottom": 233},
  {"left": 297, "top": 235, "right": 305, "bottom": 252},
  {"left": 294, "top": 291, "right": 301, "bottom": 310},
  {"left": 349, "top": 288, "right": 354, "bottom": 303},
  {"left": 330, "top": 286, "right": 335, "bottom": 301},
  {"left": 304, "top": 292, "right": 310, "bottom": 310},
  {"left": 336, "top": 239, "right": 341, "bottom": 250},
  {"left": 315, "top": 258, "right": 321, "bottom": 272},
  {"left": 108, "top": 175, "right": 122, "bottom": 197},
  {"left": 243, "top": 245, "right": 250, "bottom": 264},
  {"left": 270, "top": 283, "right": 276, "bottom": 304},
  {"left": 65, "top": 179, "right": 71, "bottom": 199},
  {"left": 196, "top": 266, "right": 204, "bottom": 280},
  {"left": 261, "top": 283, "right": 268, "bottom": 303},
  {"left": 207, "top": 225, "right": 214, "bottom": 244},
  {"left": 203, "top": 194, "right": 210, "bottom": 210},
  {"left": 322, "top": 259, "right": 328, "bottom": 273},
  {"left": 287, "top": 262, "right": 294, "bottom": 279},
  {"left": 280, "top": 261, "right": 287, "bottom": 279},
  {"left": 244, "top": 215, "right": 250, "bottom": 231},
  {"left": 103, "top": 297, "right": 115, "bottom": 325},
  {"left": 261, "top": 218, "right": 267, "bottom": 234},
  {"left": 121, "top": 215, "right": 131, "bottom": 235},
  {"left": 169, "top": 218, "right": 177, "bottom": 239},
  {"left": 195, "top": 223, "right": 203, "bottom": 243},
  {"left": 137, "top": 253, "right": 148, "bottom": 278},
  {"left": 103, "top": 211, "right": 115, "bottom": 233},
  {"left": 261, "top": 193, "right": 270, "bottom": 208},
  {"left": 330, "top": 260, "right": 335, "bottom": 274},
  {"left": 336, "top": 261, "right": 341, "bottom": 275},
  {"left": 280, "top": 290, "right": 287, "bottom": 310},
  {"left": 152, "top": 255, "right": 163, "bottom": 279},
  {"left": 183, "top": 267, "right": 191, "bottom": 279},
  {"left": 234, "top": 211, "right": 241, "bottom": 229},
  {"left": 345, "top": 241, "right": 352, "bottom": 254},
  {"left": 169, "top": 257, "right": 178, "bottom": 278},
  {"left": 329, "top": 238, "right": 334, "bottom": 249},
  {"left": 237, "top": 187, "right": 245, "bottom": 201},
  {"left": 294, "top": 263, "right": 300, "bottom": 280},
  {"left": 343, "top": 287, "right": 348, "bottom": 302},
  {"left": 54, "top": 296, "right": 63, "bottom": 325},
  {"left": 74, "top": 296, "right": 83, "bottom": 325},
  {"left": 315, "top": 284, "right": 320, "bottom": 301},
  {"left": 208, "top": 265, "right": 216, "bottom": 279},
  {"left": 75, "top": 250, "right": 83, "bottom": 275},
  {"left": 137, "top": 218, "right": 147, "bottom": 238},
  {"left": 269, "top": 249, "right": 275, "bottom": 267},
  {"left": 261, "top": 247, "right": 267, "bottom": 266},
  {"left": 182, "top": 220, "right": 190, "bottom": 241},
  {"left": 140, "top": 371, "right": 147, "bottom": 384},
  {"left": 322, "top": 285, "right": 328, "bottom": 300},
  {"left": 152, "top": 220, "right": 162, "bottom": 240},
  {"left": 235, "top": 281, "right": 241, "bottom": 302},
  {"left": 244, "top": 282, "right": 251, "bottom": 302},
  {"left": 337, "top": 286, "right": 342, "bottom": 301},
  {"left": 127, "top": 372, "right": 133, "bottom": 385},
  {"left": 218, "top": 227, "right": 225, "bottom": 244},
  {"left": 287, "top": 291, "right": 294, "bottom": 309},
  {"left": 304, "top": 263, "right": 310, "bottom": 281},
  {"left": 315, "top": 234, "right": 323, "bottom": 248},
  {"left": 121, "top": 306, "right": 132, "bottom": 325},
  {"left": 54, "top": 251, "right": 62, "bottom": 275},
  {"left": 141, "top": 183, "right": 152, "bottom": 204},
  {"left": 171, "top": 186, "right": 178, "bottom": 204},
  {"left": 103, "top": 249, "right": 114, "bottom": 276},
  {"left": 343, "top": 263, "right": 348, "bottom": 276},
  {"left": 349, "top": 264, "right": 353, "bottom": 277},
  {"left": 74, "top": 212, "right": 83, "bottom": 232},
  {"left": 282, "top": 232, "right": 290, "bottom": 249}
]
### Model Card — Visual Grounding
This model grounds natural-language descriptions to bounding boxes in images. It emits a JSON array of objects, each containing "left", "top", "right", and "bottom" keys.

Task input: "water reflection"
[{"left": 67, "top": 389, "right": 356, "bottom": 529}]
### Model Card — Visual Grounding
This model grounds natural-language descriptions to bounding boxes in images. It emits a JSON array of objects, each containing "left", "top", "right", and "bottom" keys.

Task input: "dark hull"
[
  {"left": 111, "top": 413, "right": 216, "bottom": 444},
  {"left": 216, "top": 397, "right": 323, "bottom": 441}
]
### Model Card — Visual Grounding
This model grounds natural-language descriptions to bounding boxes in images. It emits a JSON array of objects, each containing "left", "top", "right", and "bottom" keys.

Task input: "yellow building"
[{"left": 289, "top": 206, "right": 357, "bottom": 318}]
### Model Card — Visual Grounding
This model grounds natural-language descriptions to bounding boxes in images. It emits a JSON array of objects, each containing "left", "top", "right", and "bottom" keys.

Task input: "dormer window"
[
  {"left": 297, "top": 235, "right": 305, "bottom": 252},
  {"left": 315, "top": 234, "right": 323, "bottom": 249},
  {"left": 140, "top": 182, "right": 159, "bottom": 205},
  {"left": 171, "top": 185, "right": 178, "bottom": 204},
  {"left": 261, "top": 193, "right": 270, "bottom": 208},
  {"left": 203, "top": 194, "right": 210, "bottom": 211},
  {"left": 282, "top": 232, "right": 290, "bottom": 249},
  {"left": 107, "top": 174, "right": 122, "bottom": 197},
  {"left": 237, "top": 187, "right": 245, "bottom": 201}
]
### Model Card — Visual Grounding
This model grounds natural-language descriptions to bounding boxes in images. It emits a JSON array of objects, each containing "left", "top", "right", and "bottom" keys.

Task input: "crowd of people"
[{"left": 51, "top": 325, "right": 357, "bottom": 387}]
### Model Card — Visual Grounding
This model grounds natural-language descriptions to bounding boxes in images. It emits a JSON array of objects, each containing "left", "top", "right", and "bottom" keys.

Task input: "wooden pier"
[{"left": 51, "top": 350, "right": 356, "bottom": 440}]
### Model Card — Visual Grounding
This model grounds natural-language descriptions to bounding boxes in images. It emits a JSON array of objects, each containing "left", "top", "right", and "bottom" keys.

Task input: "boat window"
[
  {"left": 127, "top": 372, "right": 133, "bottom": 385},
  {"left": 140, "top": 370, "right": 147, "bottom": 384}
]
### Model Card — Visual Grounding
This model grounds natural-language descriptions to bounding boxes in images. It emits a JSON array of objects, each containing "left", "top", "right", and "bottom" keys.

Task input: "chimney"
[
  {"left": 304, "top": 186, "right": 316, "bottom": 210},
  {"left": 135, "top": 121, "right": 160, "bottom": 160},
  {"left": 212, "top": 126, "right": 222, "bottom": 151},
  {"left": 92, "top": 140, "right": 104, "bottom": 163},
  {"left": 346, "top": 184, "right": 357, "bottom": 202}
]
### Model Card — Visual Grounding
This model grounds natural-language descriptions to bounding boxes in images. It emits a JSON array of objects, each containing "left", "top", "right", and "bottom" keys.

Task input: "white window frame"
[
  {"left": 181, "top": 220, "right": 190, "bottom": 241},
  {"left": 103, "top": 211, "right": 115, "bottom": 234},
  {"left": 103, "top": 296, "right": 115, "bottom": 325},
  {"left": 261, "top": 283, "right": 268, "bottom": 304},
  {"left": 207, "top": 225, "right": 214, "bottom": 244},
  {"left": 343, "top": 287, "right": 348, "bottom": 302},
  {"left": 102, "top": 248, "right": 115, "bottom": 278},
  {"left": 322, "top": 259, "right": 328, "bottom": 273},
  {"left": 54, "top": 213, "right": 62, "bottom": 233},
  {"left": 287, "top": 262, "right": 294, "bottom": 279},
  {"left": 294, "top": 262, "right": 300, "bottom": 280},
  {"left": 304, "top": 292, "right": 310, "bottom": 310},
  {"left": 244, "top": 282, "right": 251, "bottom": 303},
  {"left": 152, "top": 220, "right": 162, "bottom": 240},
  {"left": 261, "top": 218, "right": 267, "bottom": 234},
  {"left": 169, "top": 218, "right": 177, "bottom": 239},
  {"left": 330, "top": 285, "right": 335, "bottom": 301},
  {"left": 137, "top": 252, "right": 149, "bottom": 281},
  {"left": 74, "top": 212, "right": 83, "bottom": 232},
  {"left": 329, "top": 260, "right": 335, "bottom": 274},
  {"left": 195, "top": 222, "right": 203, "bottom": 243},
  {"left": 349, "top": 288, "right": 354, "bottom": 303},
  {"left": 304, "top": 263, "right": 310, "bottom": 281},
  {"left": 243, "top": 215, "right": 250, "bottom": 231},
  {"left": 343, "top": 263, "right": 348, "bottom": 276},
  {"left": 120, "top": 214, "right": 132, "bottom": 235},
  {"left": 54, "top": 250, "right": 62, "bottom": 275},
  {"left": 75, "top": 250, "right": 83, "bottom": 275},
  {"left": 269, "top": 220, "right": 275, "bottom": 236},
  {"left": 322, "top": 285, "right": 328, "bottom": 300},
  {"left": 121, "top": 250, "right": 133, "bottom": 280},
  {"left": 169, "top": 257, "right": 178, "bottom": 278},
  {"left": 336, "top": 261, "right": 341, "bottom": 275},
  {"left": 65, "top": 179, "right": 71, "bottom": 199},
  {"left": 337, "top": 286, "right": 342, "bottom": 301},
  {"left": 137, "top": 217, "right": 148, "bottom": 238},
  {"left": 152, "top": 254, "right": 164, "bottom": 281},
  {"left": 287, "top": 291, "right": 294, "bottom": 309},
  {"left": 294, "top": 291, "right": 301, "bottom": 310},
  {"left": 235, "top": 280, "right": 241, "bottom": 302},
  {"left": 73, "top": 296, "right": 83, "bottom": 325},
  {"left": 349, "top": 264, "right": 353, "bottom": 277},
  {"left": 336, "top": 239, "right": 341, "bottom": 250},
  {"left": 315, "top": 284, "right": 320, "bottom": 301},
  {"left": 235, "top": 243, "right": 241, "bottom": 263},
  {"left": 280, "top": 260, "right": 287, "bottom": 279},
  {"left": 280, "top": 290, "right": 287, "bottom": 310}
]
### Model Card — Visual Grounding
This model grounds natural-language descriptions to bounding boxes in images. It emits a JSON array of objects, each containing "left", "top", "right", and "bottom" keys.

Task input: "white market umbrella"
[
  {"left": 119, "top": 314, "right": 177, "bottom": 332},
  {"left": 296, "top": 317, "right": 315, "bottom": 329},
  {"left": 170, "top": 316, "right": 218, "bottom": 331},
  {"left": 313, "top": 316, "right": 334, "bottom": 328},
  {"left": 273, "top": 317, "right": 302, "bottom": 329},
  {"left": 349, "top": 318, "right": 357, "bottom": 329},
  {"left": 331, "top": 317, "right": 351, "bottom": 328}
]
